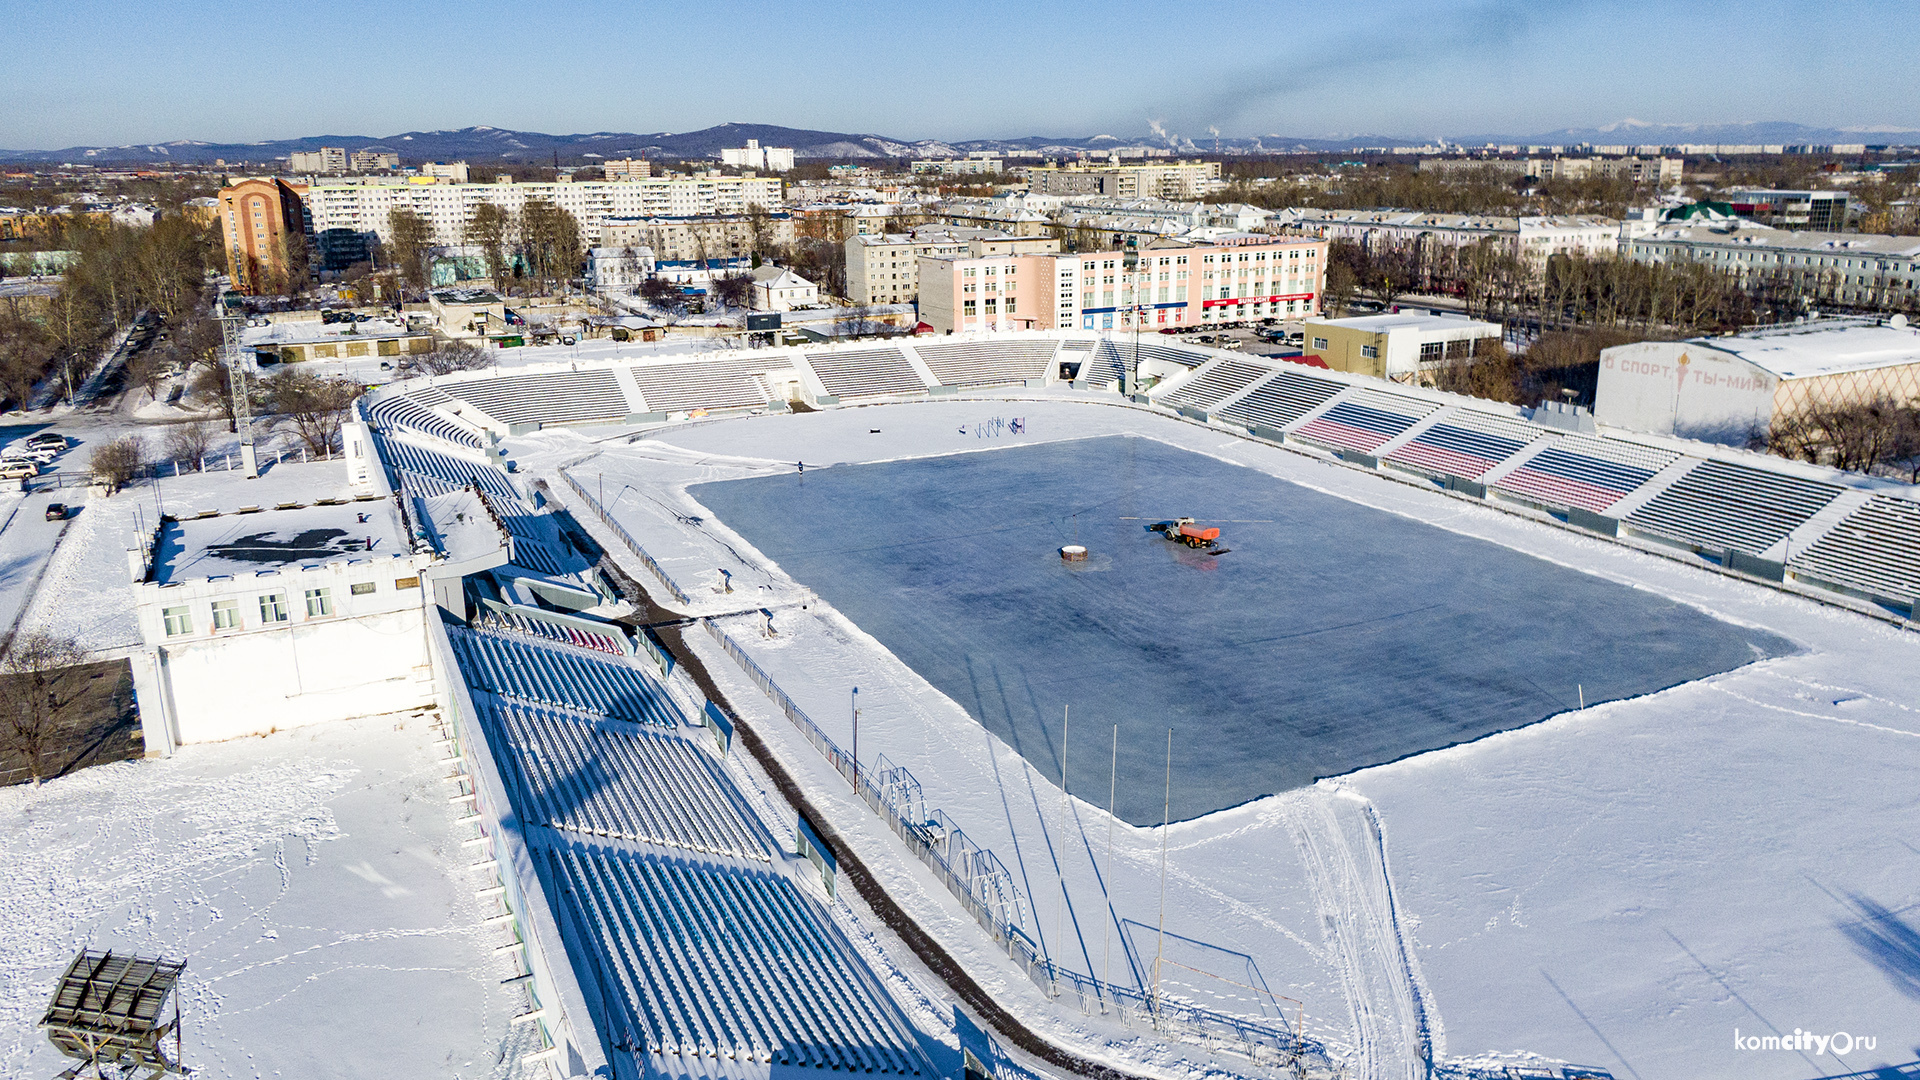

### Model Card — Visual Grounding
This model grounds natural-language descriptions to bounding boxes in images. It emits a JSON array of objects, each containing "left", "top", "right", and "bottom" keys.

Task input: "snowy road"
[{"left": 0, "top": 489, "right": 73, "bottom": 638}]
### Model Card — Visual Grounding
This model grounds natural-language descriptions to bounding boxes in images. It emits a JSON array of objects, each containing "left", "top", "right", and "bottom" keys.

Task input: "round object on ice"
[{"left": 1059, "top": 545, "right": 1088, "bottom": 562}]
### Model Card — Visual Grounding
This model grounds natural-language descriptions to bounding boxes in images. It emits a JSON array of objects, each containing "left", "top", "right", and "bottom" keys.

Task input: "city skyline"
[{"left": 3, "top": 0, "right": 1916, "bottom": 150}]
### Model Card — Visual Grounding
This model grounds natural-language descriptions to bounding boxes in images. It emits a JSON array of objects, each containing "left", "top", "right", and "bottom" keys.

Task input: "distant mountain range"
[{"left": 3, "top": 120, "right": 1914, "bottom": 165}]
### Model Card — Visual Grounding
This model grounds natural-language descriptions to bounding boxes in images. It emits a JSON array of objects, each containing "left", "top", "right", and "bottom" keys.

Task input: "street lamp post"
[{"left": 850, "top": 686, "right": 860, "bottom": 785}]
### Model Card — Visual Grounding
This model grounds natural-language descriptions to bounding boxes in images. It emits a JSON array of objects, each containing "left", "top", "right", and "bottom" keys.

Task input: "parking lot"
[{"left": 1152, "top": 317, "right": 1307, "bottom": 357}]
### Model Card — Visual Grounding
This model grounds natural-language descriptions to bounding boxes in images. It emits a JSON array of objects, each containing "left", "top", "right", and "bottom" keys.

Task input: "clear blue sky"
[{"left": 2, "top": 0, "right": 1915, "bottom": 149}]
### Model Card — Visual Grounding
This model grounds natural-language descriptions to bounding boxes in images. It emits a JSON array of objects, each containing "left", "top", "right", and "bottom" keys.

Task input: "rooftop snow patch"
[{"left": 151, "top": 500, "right": 405, "bottom": 583}]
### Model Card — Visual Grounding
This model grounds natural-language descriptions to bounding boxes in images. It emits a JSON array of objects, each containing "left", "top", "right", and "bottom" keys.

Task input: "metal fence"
[
  {"left": 702, "top": 620, "right": 1318, "bottom": 1068},
  {"left": 555, "top": 469, "right": 692, "bottom": 606}
]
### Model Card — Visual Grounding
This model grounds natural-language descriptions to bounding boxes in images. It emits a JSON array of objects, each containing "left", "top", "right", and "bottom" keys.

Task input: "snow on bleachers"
[
  {"left": 374, "top": 431, "right": 519, "bottom": 502},
  {"left": 1125, "top": 341, "right": 1211, "bottom": 369},
  {"left": 1788, "top": 495, "right": 1920, "bottom": 603},
  {"left": 441, "top": 368, "right": 631, "bottom": 426},
  {"left": 627, "top": 360, "right": 779, "bottom": 414},
  {"left": 1289, "top": 387, "right": 1438, "bottom": 454},
  {"left": 1627, "top": 458, "right": 1845, "bottom": 555},
  {"left": 913, "top": 339, "right": 1056, "bottom": 388},
  {"left": 548, "top": 845, "right": 923, "bottom": 1073},
  {"left": 1080, "top": 341, "right": 1130, "bottom": 387},
  {"left": 447, "top": 628, "right": 682, "bottom": 728},
  {"left": 803, "top": 347, "right": 927, "bottom": 400},
  {"left": 1494, "top": 434, "right": 1676, "bottom": 514},
  {"left": 1386, "top": 409, "right": 1545, "bottom": 481},
  {"left": 483, "top": 702, "right": 768, "bottom": 861},
  {"left": 1059, "top": 338, "right": 1096, "bottom": 352},
  {"left": 477, "top": 609, "right": 623, "bottom": 655},
  {"left": 1159, "top": 359, "right": 1271, "bottom": 412},
  {"left": 366, "top": 392, "right": 486, "bottom": 449},
  {"left": 1215, "top": 366, "right": 1346, "bottom": 431}
]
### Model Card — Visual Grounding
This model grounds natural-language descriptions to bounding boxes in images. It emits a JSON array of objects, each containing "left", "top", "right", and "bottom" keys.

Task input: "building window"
[
  {"left": 964, "top": 300, "right": 976, "bottom": 315},
  {"left": 350, "top": 581, "right": 376, "bottom": 596},
  {"left": 259, "top": 593, "right": 289, "bottom": 623},
  {"left": 1361, "top": 345, "right": 1378, "bottom": 359},
  {"left": 394, "top": 576, "right": 420, "bottom": 590},
  {"left": 305, "top": 588, "right": 333, "bottom": 618},
  {"left": 211, "top": 599, "right": 239, "bottom": 630},
  {"left": 1005, "top": 298, "right": 1016, "bottom": 314},
  {"left": 1312, "top": 337, "right": 1328, "bottom": 350},
  {"left": 1420, "top": 342, "right": 1445, "bottom": 363},
  {"left": 162, "top": 606, "right": 192, "bottom": 637}
]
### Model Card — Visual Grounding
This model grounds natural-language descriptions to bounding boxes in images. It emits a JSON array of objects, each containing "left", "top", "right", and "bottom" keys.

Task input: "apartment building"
[
  {"left": 918, "top": 233, "right": 1327, "bottom": 334},
  {"left": 1418, "top": 156, "right": 1683, "bottom": 186},
  {"left": 350, "top": 150, "right": 400, "bottom": 172},
  {"left": 420, "top": 161, "right": 470, "bottom": 182},
  {"left": 288, "top": 147, "right": 348, "bottom": 174},
  {"left": 599, "top": 213, "right": 796, "bottom": 262},
  {"left": 1622, "top": 220, "right": 1920, "bottom": 309},
  {"left": 1274, "top": 208, "right": 1620, "bottom": 265},
  {"left": 602, "top": 158, "right": 651, "bottom": 179},
  {"left": 846, "top": 227, "right": 1058, "bottom": 305},
  {"left": 1027, "top": 160, "right": 1223, "bottom": 199},
  {"left": 720, "top": 140, "right": 796, "bottom": 172},
  {"left": 217, "top": 178, "right": 308, "bottom": 295},
  {"left": 302, "top": 174, "right": 785, "bottom": 249}
]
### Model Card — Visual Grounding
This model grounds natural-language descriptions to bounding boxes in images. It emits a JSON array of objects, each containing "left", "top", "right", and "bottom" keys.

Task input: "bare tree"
[
  {"left": 0, "top": 629, "right": 88, "bottom": 785},
  {"left": 387, "top": 207, "right": 435, "bottom": 298},
  {"left": 162, "top": 421, "right": 216, "bottom": 470},
  {"left": 88, "top": 435, "right": 144, "bottom": 494},
  {"left": 409, "top": 341, "right": 490, "bottom": 376},
  {"left": 464, "top": 204, "right": 514, "bottom": 293},
  {"left": 267, "top": 367, "right": 359, "bottom": 456},
  {"left": 711, "top": 273, "right": 754, "bottom": 310}
]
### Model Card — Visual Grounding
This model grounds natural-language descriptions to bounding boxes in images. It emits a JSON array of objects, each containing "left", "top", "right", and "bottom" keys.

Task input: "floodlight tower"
[
  {"left": 1121, "top": 237, "right": 1141, "bottom": 395},
  {"left": 215, "top": 291, "right": 260, "bottom": 479}
]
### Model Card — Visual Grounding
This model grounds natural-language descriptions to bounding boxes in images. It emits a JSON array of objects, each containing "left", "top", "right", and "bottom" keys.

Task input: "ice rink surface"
[{"left": 691, "top": 435, "right": 1791, "bottom": 824}]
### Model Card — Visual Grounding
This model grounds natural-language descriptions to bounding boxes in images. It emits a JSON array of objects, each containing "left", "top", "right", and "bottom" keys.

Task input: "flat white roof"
[
  {"left": 1307, "top": 312, "right": 1503, "bottom": 335},
  {"left": 1699, "top": 318, "right": 1920, "bottom": 379},
  {"left": 153, "top": 501, "right": 408, "bottom": 583}
]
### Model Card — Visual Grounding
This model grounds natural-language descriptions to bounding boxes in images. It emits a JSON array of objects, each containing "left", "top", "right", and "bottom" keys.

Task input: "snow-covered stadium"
[{"left": 13, "top": 330, "right": 1917, "bottom": 1080}]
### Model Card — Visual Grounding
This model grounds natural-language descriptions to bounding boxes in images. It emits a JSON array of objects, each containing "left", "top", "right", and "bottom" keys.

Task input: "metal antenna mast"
[{"left": 215, "top": 291, "right": 259, "bottom": 479}]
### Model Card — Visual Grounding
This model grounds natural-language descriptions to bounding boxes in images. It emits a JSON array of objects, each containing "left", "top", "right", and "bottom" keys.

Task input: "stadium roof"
[{"left": 1691, "top": 316, "right": 1920, "bottom": 379}]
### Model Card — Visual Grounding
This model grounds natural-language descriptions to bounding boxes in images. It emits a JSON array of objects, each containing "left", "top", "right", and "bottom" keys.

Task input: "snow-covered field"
[
  {"left": 511, "top": 397, "right": 1920, "bottom": 1080},
  {"left": 0, "top": 710, "right": 538, "bottom": 1080}
]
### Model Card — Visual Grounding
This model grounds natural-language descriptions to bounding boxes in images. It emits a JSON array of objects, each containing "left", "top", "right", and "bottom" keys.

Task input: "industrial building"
[{"left": 1594, "top": 316, "right": 1920, "bottom": 443}]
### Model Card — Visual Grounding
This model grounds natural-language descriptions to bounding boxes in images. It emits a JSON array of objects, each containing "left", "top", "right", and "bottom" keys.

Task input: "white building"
[
  {"left": 846, "top": 227, "right": 1012, "bottom": 305},
  {"left": 1274, "top": 208, "right": 1621, "bottom": 265},
  {"left": 751, "top": 265, "right": 819, "bottom": 311},
  {"left": 127, "top": 496, "right": 438, "bottom": 750},
  {"left": 587, "top": 245, "right": 657, "bottom": 292},
  {"left": 720, "top": 139, "right": 795, "bottom": 173},
  {"left": 1301, "top": 311, "right": 1506, "bottom": 382},
  {"left": 419, "top": 161, "right": 470, "bottom": 182},
  {"left": 1595, "top": 316, "right": 1920, "bottom": 443},
  {"left": 1620, "top": 219, "right": 1920, "bottom": 310},
  {"left": 288, "top": 147, "right": 348, "bottom": 174},
  {"left": 303, "top": 174, "right": 786, "bottom": 251}
]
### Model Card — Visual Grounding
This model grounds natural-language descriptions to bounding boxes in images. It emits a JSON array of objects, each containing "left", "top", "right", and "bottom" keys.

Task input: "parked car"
[
  {"left": 44, "top": 502, "right": 67, "bottom": 521},
  {"left": 0, "top": 461, "right": 38, "bottom": 480},
  {"left": 26, "top": 432, "right": 67, "bottom": 450}
]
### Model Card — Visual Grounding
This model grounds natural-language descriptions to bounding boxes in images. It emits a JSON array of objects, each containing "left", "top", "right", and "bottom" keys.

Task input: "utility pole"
[
  {"left": 850, "top": 686, "right": 860, "bottom": 785},
  {"left": 215, "top": 291, "right": 259, "bottom": 478}
]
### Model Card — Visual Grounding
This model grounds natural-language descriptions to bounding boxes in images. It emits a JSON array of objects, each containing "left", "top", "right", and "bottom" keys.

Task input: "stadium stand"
[
  {"left": 802, "top": 347, "right": 928, "bottom": 399},
  {"left": 1788, "top": 495, "right": 1920, "bottom": 605},
  {"left": 1290, "top": 387, "right": 1439, "bottom": 453},
  {"left": 1627, "top": 458, "right": 1845, "bottom": 555},
  {"left": 1387, "top": 409, "right": 1545, "bottom": 480},
  {"left": 374, "top": 431, "right": 520, "bottom": 502},
  {"left": 366, "top": 392, "right": 486, "bottom": 449},
  {"left": 448, "top": 628, "right": 683, "bottom": 728},
  {"left": 441, "top": 369, "right": 632, "bottom": 426},
  {"left": 913, "top": 339, "right": 1056, "bottom": 388},
  {"left": 1216, "top": 366, "right": 1348, "bottom": 432},
  {"left": 548, "top": 845, "right": 925, "bottom": 1073},
  {"left": 1494, "top": 434, "right": 1677, "bottom": 514},
  {"left": 1159, "top": 360, "right": 1273, "bottom": 412},
  {"left": 627, "top": 360, "right": 778, "bottom": 415},
  {"left": 477, "top": 609, "right": 624, "bottom": 655},
  {"left": 482, "top": 702, "right": 768, "bottom": 861},
  {"left": 1080, "top": 341, "right": 1130, "bottom": 387},
  {"left": 1127, "top": 342, "right": 1212, "bottom": 369}
]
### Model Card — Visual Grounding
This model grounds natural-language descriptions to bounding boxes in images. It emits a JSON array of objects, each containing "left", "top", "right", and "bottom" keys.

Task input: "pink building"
[{"left": 918, "top": 233, "right": 1327, "bottom": 334}]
